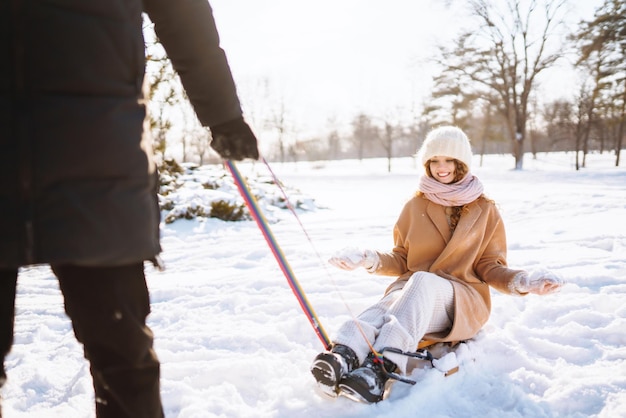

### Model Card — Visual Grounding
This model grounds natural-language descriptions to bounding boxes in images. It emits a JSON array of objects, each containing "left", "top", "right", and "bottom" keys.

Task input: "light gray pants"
[{"left": 334, "top": 271, "right": 455, "bottom": 373}]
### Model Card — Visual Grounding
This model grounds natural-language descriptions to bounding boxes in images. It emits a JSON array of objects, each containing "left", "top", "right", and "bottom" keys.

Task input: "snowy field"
[{"left": 3, "top": 152, "right": 625, "bottom": 417}]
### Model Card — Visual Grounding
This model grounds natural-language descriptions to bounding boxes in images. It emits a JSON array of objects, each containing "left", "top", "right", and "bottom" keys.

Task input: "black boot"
[
  {"left": 310, "top": 344, "right": 359, "bottom": 397},
  {"left": 338, "top": 353, "right": 397, "bottom": 403}
]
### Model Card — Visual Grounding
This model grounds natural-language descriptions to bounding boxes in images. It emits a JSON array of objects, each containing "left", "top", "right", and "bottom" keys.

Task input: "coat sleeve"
[
  {"left": 143, "top": 0, "right": 243, "bottom": 127},
  {"left": 474, "top": 206, "right": 525, "bottom": 294}
]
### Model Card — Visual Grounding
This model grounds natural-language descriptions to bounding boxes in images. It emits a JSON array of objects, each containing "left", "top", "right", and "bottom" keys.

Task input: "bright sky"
[{"left": 210, "top": 0, "right": 602, "bottom": 140}]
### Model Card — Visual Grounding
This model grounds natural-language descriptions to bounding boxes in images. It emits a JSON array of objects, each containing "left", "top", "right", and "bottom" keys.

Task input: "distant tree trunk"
[
  {"left": 382, "top": 123, "right": 394, "bottom": 173},
  {"left": 269, "top": 99, "right": 289, "bottom": 163},
  {"left": 615, "top": 120, "right": 624, "bottom": 167},
  {"left": 479, "top": 105, "right": 492, "bottom": 167},
  {"left": 616, "top": 87, "right": 626, "bottom": 167}
]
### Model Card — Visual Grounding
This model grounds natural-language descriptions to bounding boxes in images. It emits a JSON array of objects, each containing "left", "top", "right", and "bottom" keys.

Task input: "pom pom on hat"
[{"left": 417, "top": 126, "right": 473, "bottom": 169}]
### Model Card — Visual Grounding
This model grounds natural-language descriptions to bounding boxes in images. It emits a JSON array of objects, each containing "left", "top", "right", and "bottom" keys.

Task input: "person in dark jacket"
[{"left": 0, "top": 1, "right": 259, "bottom": 417}]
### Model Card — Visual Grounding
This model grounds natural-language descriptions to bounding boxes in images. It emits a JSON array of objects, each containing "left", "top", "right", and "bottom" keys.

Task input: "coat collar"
[
  {"left": 426, "top": 202, "right": 451, "bottom": 243},
  {"left": 427, "top": 200, "right": 483, "bottom": 267}
]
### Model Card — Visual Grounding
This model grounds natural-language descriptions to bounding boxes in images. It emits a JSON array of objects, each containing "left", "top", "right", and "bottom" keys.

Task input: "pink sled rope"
[{"left": 224, "top": 160, "right": 332, "bottom": 350}]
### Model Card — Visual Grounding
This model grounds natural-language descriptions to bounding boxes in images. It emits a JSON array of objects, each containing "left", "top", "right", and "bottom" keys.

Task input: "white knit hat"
[{"left": 417, "top": 126, "right": 473, "bottom": 169}]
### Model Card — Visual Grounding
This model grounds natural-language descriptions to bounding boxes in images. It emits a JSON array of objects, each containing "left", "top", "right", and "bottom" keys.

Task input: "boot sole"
[
  {"left": 337, "top": 383, "right": 373, "bottom": 403},
  {"left": 310, "top": 356, "right": 340, "bottom": 398},
  {"left": 337, "top": 378, "right": 383, "bottom": 404}
]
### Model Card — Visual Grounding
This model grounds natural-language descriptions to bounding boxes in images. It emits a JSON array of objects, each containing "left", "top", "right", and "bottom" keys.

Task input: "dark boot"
[
  {"left": 310, "top": 344, "right": 359, "bottom": 397},
  {"left": 338, "top": 353, "right": 397, "bottom": 403}
]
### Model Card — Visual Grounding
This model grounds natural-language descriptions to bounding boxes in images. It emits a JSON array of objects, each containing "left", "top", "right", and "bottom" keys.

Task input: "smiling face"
[{"left": 428, "top": 156, "right": 457, "bottom": 184}]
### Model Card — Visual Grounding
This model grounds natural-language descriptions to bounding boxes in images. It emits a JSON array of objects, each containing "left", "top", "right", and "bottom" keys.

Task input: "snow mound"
[{"left": 158, "top": 162, "right": 319, "bottom": 224}]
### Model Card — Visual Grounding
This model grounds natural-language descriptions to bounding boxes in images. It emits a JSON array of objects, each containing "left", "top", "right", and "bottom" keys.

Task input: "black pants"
[{"left": 0, "top": 264, "right": 163, "bottom": 418}]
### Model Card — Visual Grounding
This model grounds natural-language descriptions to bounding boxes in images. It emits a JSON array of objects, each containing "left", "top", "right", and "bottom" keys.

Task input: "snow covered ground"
[{"left": 3, "top": 152, "right": 625, "bottom": 417}]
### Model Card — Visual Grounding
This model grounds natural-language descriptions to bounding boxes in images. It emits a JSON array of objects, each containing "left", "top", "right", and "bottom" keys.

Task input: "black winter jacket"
[{"left": 0, "top": 0, "right": 243, "bottom": 268}]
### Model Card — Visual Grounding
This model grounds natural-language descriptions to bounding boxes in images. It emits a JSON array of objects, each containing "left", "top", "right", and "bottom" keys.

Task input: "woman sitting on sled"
[{"left": 311, "top": 126, "right": 563, "bottom": 403}]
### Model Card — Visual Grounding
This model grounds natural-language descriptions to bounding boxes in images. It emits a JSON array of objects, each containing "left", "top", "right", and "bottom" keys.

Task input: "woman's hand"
[
  {"left": 515, "top": 269, "right": 564, "bottom": 295},
  {"left": 328, "top": 247, "right": 380, "bottom": 272}
]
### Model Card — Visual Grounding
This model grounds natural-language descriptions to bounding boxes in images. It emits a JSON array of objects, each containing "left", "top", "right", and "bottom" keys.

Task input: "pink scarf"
[{"left": 418, "top": 174, "right": 484, "bottom": 206}]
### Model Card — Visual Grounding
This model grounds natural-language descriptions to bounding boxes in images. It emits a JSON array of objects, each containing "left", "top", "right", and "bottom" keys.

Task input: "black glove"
[{"left": 210, "top": 117, "right": 259, "bottom": 161}]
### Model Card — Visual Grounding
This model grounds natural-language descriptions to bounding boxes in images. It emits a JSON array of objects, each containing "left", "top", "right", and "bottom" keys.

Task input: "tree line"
[{"left": 144, "top": 0, "right": 625, "bottom": 171}]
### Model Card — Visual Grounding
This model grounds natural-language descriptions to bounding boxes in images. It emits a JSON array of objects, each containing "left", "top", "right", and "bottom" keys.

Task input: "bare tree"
[
  {"left": 544, "top": 99, "right": 573, "bottom": 139},
  {"left": 380, "top": 122, "right": 397, "bottom": 173},
  {"left": 267, "top": 97, "right": 292, "bottom": 163},
  {"left": 327, "top": 129, "right": 341, "bottom": 160},
  {"left": 350, "top": 113, "right": 379, "bottom": 161},
  {"left": 475, "top": 99, "right": 498, "bottom": 166},
  {"left": 325, "top": 115, "right": 342, "bottom": 160},
  {"left": 573, "top": 0, "right": 626, "bottom": 168},
  {"left": 435, "top": 0, "right": 568, "bottom": 169},
  {"left": 190, "top": 128, "right": 212, "bottom": 165}
]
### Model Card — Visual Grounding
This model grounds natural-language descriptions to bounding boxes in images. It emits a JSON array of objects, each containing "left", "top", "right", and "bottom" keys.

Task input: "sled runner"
[{"left": 415, "top": 340, "right": 461, "bottom": 376}]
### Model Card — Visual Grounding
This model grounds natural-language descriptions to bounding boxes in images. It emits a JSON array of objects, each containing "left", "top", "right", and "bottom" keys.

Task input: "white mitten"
[
  {"left": 328, "top": 247, "right": 380, "bottom": 272},
  {"left": 513, "top": 268, "right": 564, "bottom": 295}
]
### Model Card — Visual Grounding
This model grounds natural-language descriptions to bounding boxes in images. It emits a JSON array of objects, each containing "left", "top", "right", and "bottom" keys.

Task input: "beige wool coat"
[{"left": 373, "top": 194, "right": 524, "bottom": 343}]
